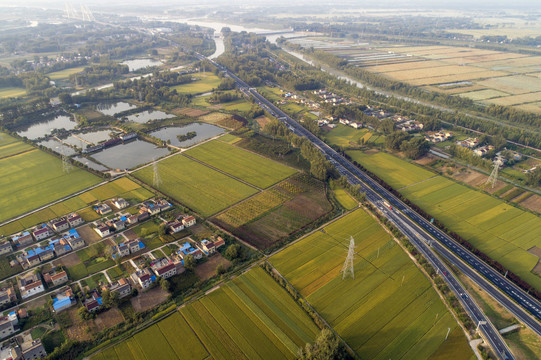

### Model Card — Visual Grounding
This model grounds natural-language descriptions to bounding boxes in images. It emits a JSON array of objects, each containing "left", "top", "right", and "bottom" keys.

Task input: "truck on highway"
[{"left": 383, "top": 200, "right": 393, "bottom": 210}]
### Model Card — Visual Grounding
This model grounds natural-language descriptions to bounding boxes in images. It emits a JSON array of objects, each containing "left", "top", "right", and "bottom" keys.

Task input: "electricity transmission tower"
[
  {"left": 341, "top": 236, "right": 356, "bottom": 280},
  {"left": 485, "top": 159, "right": 503, "bottom": 189},
  {"left": 62, "top": 148, "right": 72, "bottom": 174},
  {"left": 153, "top": 160, "right": 161, "bottom": 188}
]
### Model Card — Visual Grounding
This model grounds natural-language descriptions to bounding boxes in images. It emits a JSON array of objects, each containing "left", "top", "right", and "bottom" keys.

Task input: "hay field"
[{"left": 270, "top": 209, "right": 473, "bottom": 359}]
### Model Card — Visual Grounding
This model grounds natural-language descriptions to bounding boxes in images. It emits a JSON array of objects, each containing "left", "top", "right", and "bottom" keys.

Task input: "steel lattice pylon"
[{"left": 341, "top": 236, "right": 355, "bottom": 280}]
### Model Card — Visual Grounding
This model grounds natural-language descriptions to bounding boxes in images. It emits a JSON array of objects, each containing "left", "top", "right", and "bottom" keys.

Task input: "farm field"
[
  {"left": 0, "top": 133, "right": 33, "bottom": 158},
  {"left": 171, "top": 73, "right": 221, "bottom": 94},
  {"left": 348, "top": 150, "right": 541, "bottom": 292},
  {"left": 47, "top": 66, "right": 86, "bottom": 80},
  {"left": 324, "top": 124, "right": 382, "bottom": 148},
  {"left": 212, "top": 174, "right": 332, "bottom": 249},
  {"left": 91, "top": 267, "right": 319, "bottom": 360},
  {"left": 184, "top": 140, "right": 297, "bottom": 189},
  {"left": 346, "top": 150, "right": 435, "bottom": 188},
  {"left": 134, "top": 154, "right": 258, "bottom": 217},
  {"left": 270, "top": 209, "right": 473, "bottom": 359},
  {"left": 323, "top": 43, "right": 541, "bottom": 113},
  {"left": 0, "top": 87, "right": 26, "bottom": 98},
  {"left": 0, "top": 177, "right": 152, "bottom": 236},
  {"left": 0, "top": 138, "right": 100, "bottom": 224}
]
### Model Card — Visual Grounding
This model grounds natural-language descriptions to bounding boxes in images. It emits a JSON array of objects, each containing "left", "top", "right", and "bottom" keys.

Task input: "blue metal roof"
[{"left": 53, "top": 297, "right": 72, "bottom": 311}]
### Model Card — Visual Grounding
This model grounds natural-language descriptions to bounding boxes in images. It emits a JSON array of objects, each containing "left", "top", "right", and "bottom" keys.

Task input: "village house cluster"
[{"left": 93, "top": 198, "right": 172, "bottom": 238}]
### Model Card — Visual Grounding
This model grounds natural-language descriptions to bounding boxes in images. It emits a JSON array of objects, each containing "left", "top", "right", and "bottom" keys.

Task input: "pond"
[
  {"left": 89, "top": 140, "right": 170, "bottom": 170},
  {"left": 125, "top": 110, "right": 176, "bottom": 124},
  {"left": 121, "top": 58, "right": 163, "bottom": 72},
  {"left": 150, "top": 123, "right": 225, "bottom": 148},
  {"left": 16, "top": 115, "right": 77, "bottom": 140},
  {"left": 95, "top": 102, "right": 137, "bottom": 116},
  {"left": 72, "top": 156, "right": 108, "bottom": 172},
  {"left": 38, "top": 139, "right": 77, "bottom": 156}
]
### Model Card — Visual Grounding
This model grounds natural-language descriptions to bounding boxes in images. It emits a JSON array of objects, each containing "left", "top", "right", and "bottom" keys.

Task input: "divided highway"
[{"left": 200, "top": 54, "right": 541, "bottom": 359}]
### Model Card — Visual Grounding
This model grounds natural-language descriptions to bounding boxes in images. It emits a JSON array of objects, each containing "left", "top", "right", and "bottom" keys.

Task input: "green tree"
[
  {"left": 159, "top": 278, "right": 170, "bottom": 292},
  {"left": 298, "top": 329, "right": 352, "bottom": 360},
  {"left": 525, "top": 167, "right": 541, "bottom": 186},
  {"left": 225, "top": 244, "right": 241, "bottom": 259},
  {"left": 184, "top": 254, "right": 196, "bottom": 270},
  {"left": 400, "top": 137, "right": 430, "bottom": 159}
]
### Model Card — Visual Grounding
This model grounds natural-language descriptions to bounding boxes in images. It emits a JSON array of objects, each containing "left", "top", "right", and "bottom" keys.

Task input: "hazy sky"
[{"left": 1, "top": 0, "right": 540, "bottom": 9}]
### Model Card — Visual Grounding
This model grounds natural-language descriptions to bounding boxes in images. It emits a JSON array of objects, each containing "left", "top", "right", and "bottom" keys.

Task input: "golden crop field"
[{"left": 349, "top": 44, "right": 541, "bottom": 112}]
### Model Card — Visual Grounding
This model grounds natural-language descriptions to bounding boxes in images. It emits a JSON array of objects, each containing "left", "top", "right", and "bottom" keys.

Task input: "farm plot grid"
[
  {"left": 184, "top": 140, "right": 297, "bottom": 189},
  {"left": 329, "top": 43, "right": 541, "bottom": 113},
  {"left": 270, "top": 209, "right": 472, "bottom": 359},
  {"left": 0, "top": 134, "right": 100, "bottom": 223},
  {"left": 134, "top": 154, "right": 258, "bottom": 217},
  {"left": 349, "top": 150, "right": 541, "bottom": 291},
  {"left": 91, "top": 267, "right": 319, "bottom": 360}
]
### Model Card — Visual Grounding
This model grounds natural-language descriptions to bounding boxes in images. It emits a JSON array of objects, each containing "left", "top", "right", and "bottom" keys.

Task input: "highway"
[{"left": 199, "top": 54, "right": 541, "bottom": 359}]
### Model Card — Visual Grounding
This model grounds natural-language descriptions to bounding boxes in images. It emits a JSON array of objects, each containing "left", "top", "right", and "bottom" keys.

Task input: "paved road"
[{"left": 199, "top": 54, "right": 541, "bottom": 359}]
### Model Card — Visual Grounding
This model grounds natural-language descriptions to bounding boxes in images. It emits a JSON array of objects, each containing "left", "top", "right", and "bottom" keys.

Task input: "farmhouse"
[
  {"left": 198, "top": 239, "right": 216, "bottom": 255},
  {"left": 177, "top": 242, "right": 204, "bottom": 260},
  {"left": 94, "top": 223, "right": 110, "bottom": 238},
  {"left": 25, "top": 254, "right": 41, "bottom": 268},
  {"left": 20, "top": 339, "right": 47, "bottom": 359},
  {"left": 67, "top": 213, "right": 84, "bottom": 227},
  {"left": 182, "top": 216, "right": 196, "bottom": 227},
  {"left": 64, "top": 229, "right": 84, "bottom": 250},
  {"left": 112, "top": 198, "right": 129, "bottom": 210},
  {"left": 0, "top": 240, "right": 13, "bottom": 256},
  {"left": 113, "top": 220, "right": 125, "bottom": 231},
  {"left": 137, "top": 212, "right": 150, "bottom": 222},
  {"left": 127, "top": 215, "right": 139, "bottom": 225},
  {"left": 38, "top": 248, "right": 54, "bottom": 262},
  {"left": 130, "top": 268, "right": 156, "bottom": 289},
  {"left": 18, "top": 273, "right": 45, "bottom": 299},
  {"left": 150, "top": 257, "right": 183, "bottom": 279},
  {"left": 0, "top": 286, "right": 16, "bottom": 306},
  {"left": 0, "top": 315, "right": 16, "bottom": 339},
  {"left": 168, "top": 221, "right": 184, "bottom": 234},
  {"left": 104, "top": 278, "right": 131, "bottom": 299},
  {"left": 52, "top": 289, "right": 76, "bottom": 312},
  {"left": 53, "top": 241, "right": 70, "bottom": 257},
  {"left": 11, "top": 231, "right": 33, "bottom": 247},
  {"left": 43, "top": 269, "right": 68, "bottom": 287},
  {"left": 95, "top": 203, "right": 112, "bottom": 215},
  {"left": 84, "top": 291, "right": 103, "bottom": 312},
  {"left": 32, "top": 226, "right": 51, "bottom": 241},
  {"left": 51, "top": 219, "right": 69, "bottom": 232},
  {"left": 213, "top": 236, "right": 226, "bottom": 249}
]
